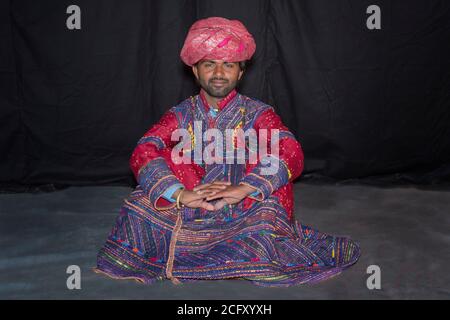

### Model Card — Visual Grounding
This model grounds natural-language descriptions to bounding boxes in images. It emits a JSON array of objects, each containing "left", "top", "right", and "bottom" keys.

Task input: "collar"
[{"left": 199, "top": 88, "right": 238, "bottom": 112}]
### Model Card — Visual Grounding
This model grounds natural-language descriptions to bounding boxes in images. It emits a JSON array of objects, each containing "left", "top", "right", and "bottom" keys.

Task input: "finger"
[
  {"left": 197, "top": 185, "right": 227, "bottom": 193},
  {"left": 200, "top": 201, "right": 215, "bottom": 211},
  {"left": 213, "top": 199, "right": 227, "bottom": 210},
  {"left": 211, "top": 181, "right": 232, "bottom": 186},
  {"left": 208, "top": 194, "right": 243, "bottom": 203},
  {"left": 205, "top": 191, "right": 228, "bottom": 201},
  {"left": 192, "top": 183, "right": 212, "bottom": 192},
  {"left": 184, "top": 197, "right": 213, "bottom": 208},
  {"left": 192, "top": 190, "right": 217, "bottom": 199},
  {"left": 193, "top": 181, "right": 231, "bottom": 192}
]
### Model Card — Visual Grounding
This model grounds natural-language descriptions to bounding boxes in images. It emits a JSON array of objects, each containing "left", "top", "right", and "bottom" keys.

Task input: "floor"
[{"left": 1, "top": 182, "right": 449, "bottom": 299}]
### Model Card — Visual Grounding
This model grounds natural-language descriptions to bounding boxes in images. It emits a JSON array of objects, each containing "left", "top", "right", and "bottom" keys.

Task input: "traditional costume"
[{"left": 94, "top": 17, "right": 360, "bottom": 287}]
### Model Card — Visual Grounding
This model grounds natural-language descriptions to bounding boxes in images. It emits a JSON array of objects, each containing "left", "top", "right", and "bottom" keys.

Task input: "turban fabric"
[{"left": 180, "top": 17, "right": 256, "bottom": 66}]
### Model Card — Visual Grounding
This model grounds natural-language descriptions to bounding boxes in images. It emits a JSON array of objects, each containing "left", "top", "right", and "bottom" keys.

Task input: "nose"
[{"left": 213, "top": 64, "right": 225, "bottom": 77}]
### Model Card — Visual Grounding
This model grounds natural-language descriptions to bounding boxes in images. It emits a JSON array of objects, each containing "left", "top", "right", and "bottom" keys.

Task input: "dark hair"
[{"left": 238, "top": 61, "right": 247, "bottom": 71}]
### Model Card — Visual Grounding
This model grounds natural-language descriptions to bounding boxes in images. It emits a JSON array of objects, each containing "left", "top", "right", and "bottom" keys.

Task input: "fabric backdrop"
[{"left": 1, "top": 0, "right": 450, "bottom": 192}]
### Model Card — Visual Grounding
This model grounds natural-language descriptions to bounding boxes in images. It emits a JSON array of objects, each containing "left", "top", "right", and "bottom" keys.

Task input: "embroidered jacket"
[{"left": 129, "top": 89, "right": 304, "bottom": 221}]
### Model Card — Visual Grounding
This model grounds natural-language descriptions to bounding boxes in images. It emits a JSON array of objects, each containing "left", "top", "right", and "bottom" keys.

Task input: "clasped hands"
[{"left": 174, "top": 181, "right": 257, "bottom": 211}]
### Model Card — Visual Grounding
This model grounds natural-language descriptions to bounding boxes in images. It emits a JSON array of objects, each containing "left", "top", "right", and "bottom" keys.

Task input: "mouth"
[{"left": 210, "top": 80, "right": 228, "bottom": 87}]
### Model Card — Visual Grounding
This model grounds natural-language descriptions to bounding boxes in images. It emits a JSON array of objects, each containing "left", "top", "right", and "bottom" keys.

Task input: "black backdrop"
[{"left": 1, "top": 0, "right": 450, "bottom": 192}]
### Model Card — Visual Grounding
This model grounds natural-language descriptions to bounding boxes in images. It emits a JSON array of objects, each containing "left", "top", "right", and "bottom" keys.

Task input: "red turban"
[{"left": 180, "top": 17, "right": 256, "bottom": 66}]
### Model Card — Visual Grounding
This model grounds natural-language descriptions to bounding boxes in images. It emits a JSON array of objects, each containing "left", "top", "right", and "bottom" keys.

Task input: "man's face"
[{"left": 192, "top": 60, "right": 244, "bottom": 98}]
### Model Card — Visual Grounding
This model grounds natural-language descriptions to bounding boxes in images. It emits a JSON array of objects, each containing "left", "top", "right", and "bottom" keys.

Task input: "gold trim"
[
  {"left": 176, "top": 188, "right": 185, "bottom": 209},
  {"left": 92, "top": 267, "right": 146, "bottom": 284},
  {"left": 165, "top": 213, "right": 183, "bottom": 285},
  {"left": 154, "top": 196, "right": 177, "bottom": 211}
]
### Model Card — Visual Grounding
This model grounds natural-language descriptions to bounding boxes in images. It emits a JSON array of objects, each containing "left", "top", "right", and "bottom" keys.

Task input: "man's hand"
[
  {"left": 175, "top": 181, "right": 232, "bottom": 211},
  {"left": 203, "top": 183, "right": 257, "bottom": 211}
]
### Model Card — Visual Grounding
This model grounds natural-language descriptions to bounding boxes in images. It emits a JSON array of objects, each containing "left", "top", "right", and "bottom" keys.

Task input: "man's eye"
[
  {"left": 204, "top": 63, "right": 213, "bottom": 67},
  {"left": 225, "top": 63, "right": 235, "bottom": 68}
]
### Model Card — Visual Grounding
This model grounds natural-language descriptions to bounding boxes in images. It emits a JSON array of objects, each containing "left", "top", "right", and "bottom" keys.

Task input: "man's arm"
[
  {"left": 238, "top": 107, "right": 304, "bottom": 201},
  {"left": 130, "top": 109, "right": 185, "bottom": 210}
]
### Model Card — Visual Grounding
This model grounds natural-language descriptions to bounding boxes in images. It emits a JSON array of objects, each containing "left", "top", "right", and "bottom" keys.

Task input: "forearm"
[
  {"left": 238, "top": 183, "right": 258, "bottom": 196},
  {"left": 137, "top": 158, "right": 184, "bottom": 210}
]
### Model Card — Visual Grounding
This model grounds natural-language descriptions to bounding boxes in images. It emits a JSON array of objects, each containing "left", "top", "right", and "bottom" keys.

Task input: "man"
[{"left": 94, "top": 17, "right": 360, "bottom": 287}]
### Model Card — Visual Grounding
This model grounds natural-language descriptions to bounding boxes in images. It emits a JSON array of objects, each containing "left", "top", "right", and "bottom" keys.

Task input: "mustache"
[{"left": 209, "top": 78, "right": 228, "bottom": 82}]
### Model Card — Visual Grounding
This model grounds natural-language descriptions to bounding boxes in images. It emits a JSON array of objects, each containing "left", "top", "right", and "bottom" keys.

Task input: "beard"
[{"left": 197, "top": 75, "right": 239, "bottom": 98}]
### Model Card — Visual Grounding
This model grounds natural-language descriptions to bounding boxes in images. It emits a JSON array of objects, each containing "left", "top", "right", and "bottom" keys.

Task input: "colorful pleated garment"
[{"left": 94, "top": 184, "right": 361, "bottom": 287}]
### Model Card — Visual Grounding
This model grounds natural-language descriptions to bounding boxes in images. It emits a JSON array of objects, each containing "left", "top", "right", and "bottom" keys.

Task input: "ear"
[
  {"left": 238, "top": 69, "right": 244, "bottom": 80},
  {"left": 192, "top": 65, "right": 199, "bottom": 80}
]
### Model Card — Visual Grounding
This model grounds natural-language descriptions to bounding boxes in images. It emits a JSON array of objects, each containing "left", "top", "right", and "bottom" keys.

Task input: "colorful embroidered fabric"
[
  {"left": 180, "top": 17, "right": 256, "bottom": 66},
  {"left": 94, "top": 92, "right": 361, "bottom": 287}
]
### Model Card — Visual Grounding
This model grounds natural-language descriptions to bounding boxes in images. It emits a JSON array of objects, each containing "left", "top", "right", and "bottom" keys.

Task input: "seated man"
[{"left": 94, "top": 16, "right": 360, "bottom": 287}]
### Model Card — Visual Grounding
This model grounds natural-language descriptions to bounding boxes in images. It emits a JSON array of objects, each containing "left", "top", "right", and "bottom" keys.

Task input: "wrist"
[
  {"left": 176, "top": 188, "right": 186, "bottom": 210},
  {"left": 238, "top": 183, "right": 257, "bottom": 196},
  {"left": 171, "top": 187, "right": 184, "bottom": 201}
]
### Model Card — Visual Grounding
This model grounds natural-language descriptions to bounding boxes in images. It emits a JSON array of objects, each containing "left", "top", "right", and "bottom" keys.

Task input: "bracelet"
[{"left": 176, "top": 188, "right": 185, "bottom": 210}]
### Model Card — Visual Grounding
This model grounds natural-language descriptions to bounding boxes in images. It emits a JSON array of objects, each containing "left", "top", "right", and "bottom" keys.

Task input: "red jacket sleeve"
[
  {"left": 130, "top": 110, "right": 179, "bottom": 179},
  {"left": 129, "top": 110, "right": 183, "bottom": 210}
]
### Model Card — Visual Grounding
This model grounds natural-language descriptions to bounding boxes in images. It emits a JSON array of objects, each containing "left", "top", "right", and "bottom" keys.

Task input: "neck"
[
  {"left": 200, "top": 88, "right": 238, "bottom": 111},
  {"left": 203, "top": 91, "right": 220, "bottom": 109}
]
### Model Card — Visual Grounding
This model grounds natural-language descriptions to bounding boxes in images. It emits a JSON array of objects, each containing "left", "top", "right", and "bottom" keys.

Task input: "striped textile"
[
  {"left": 94, "top": 93, "right": 360, "bottom": 287},
  {"left": 94, "top": 184, "right": 360, "bottom": 287}
]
